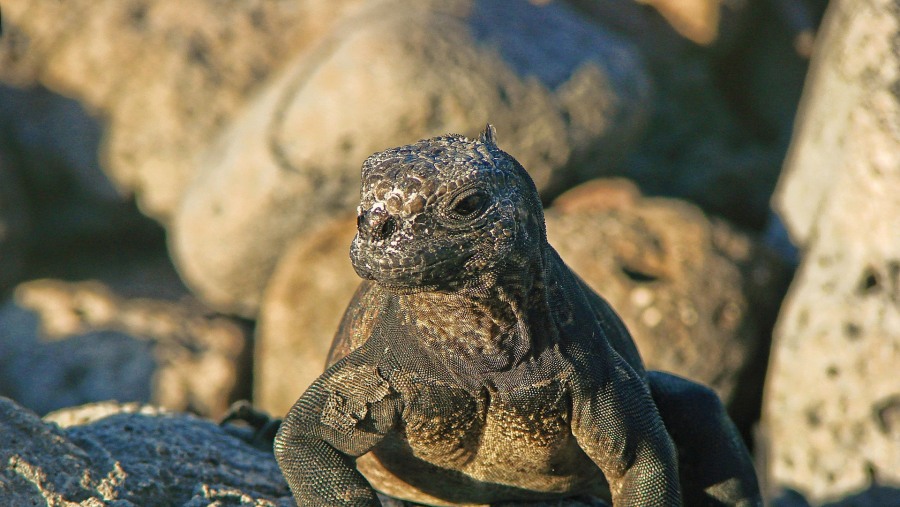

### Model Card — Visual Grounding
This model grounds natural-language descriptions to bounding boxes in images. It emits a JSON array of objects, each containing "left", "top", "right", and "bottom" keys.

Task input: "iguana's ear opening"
[{"left": 479, "top": 123, "right": 497, "bottom": 146}]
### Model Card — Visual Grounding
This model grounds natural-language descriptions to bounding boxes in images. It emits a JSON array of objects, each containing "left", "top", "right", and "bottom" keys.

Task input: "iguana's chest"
[
  {"left": 357, "top": 372, "right": 607, "bottom": 505},
  {"left": 405, "top": 377, "right": 572, "bottom": 468}
]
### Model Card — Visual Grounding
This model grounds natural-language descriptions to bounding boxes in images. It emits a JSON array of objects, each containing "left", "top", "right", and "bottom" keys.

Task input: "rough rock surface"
[
  {"left": 546, "top": 179, "right": 786, "bottom": 426},
  {"left": 171, "top": 0, "right": 650, "bottom": 317},
  {"left": 0, "top": 0, "right": 368, "bottom": 220},
  {"left": 763, "top": 0, "right": 900, "bottom": 504},
  {"left": 0, "top": 279, "right": 247, "bottom": 418},
  {"left": 254, "top": 179, "right": 788, "bottom": 428},
  {"left": 0, "top": 397, "right": 294, "bottom": 506}
]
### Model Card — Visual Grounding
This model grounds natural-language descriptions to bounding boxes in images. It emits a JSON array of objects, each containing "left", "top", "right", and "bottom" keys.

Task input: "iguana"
[{"left": 273, "top": 126, "right": 761, "bottom": 506}]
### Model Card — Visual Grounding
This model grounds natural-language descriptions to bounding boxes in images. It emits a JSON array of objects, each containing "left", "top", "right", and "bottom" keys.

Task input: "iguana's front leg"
[
  {"left": 274, "top": 351, "right": 401, "bottom": 507},
  {"left": 571, "top": 351, "right": 682, "bottom": 506}
]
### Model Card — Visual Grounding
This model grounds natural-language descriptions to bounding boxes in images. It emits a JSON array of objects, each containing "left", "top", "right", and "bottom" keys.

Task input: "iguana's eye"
[{"left": 450, "top": 191, "right": 489, "bottom": 217}]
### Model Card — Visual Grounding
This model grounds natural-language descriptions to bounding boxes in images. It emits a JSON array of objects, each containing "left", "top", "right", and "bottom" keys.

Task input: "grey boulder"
[{"left": 0, "top": 397, "right": 293, "bottom": 506}]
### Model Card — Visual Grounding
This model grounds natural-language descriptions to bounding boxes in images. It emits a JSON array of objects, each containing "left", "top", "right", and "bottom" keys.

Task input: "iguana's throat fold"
[{"left": 393, "top": 265, "right": 557, "bottom": 377}]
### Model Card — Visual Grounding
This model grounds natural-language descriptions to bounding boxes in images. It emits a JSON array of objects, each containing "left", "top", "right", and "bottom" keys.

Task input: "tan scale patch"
[
  {"left": 399, "top": 293, "right": 515, "bottom": 357},
  {"left": 404, "top": 387, "right": 483, "bottom": 467}
]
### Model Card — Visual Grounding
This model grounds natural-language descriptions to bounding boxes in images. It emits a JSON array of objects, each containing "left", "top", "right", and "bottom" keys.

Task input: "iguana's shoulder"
[
  {"left": 327, "top": 279, "right": 388, "bottom": 367},
  {"left": 544, "top": 246, "right": 646, "bottom": 379}
]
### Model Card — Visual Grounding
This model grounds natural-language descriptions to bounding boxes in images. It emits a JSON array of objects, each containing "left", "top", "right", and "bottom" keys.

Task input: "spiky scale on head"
[{"left": 479, "top": 123, "right": 498, "bottom": 145}]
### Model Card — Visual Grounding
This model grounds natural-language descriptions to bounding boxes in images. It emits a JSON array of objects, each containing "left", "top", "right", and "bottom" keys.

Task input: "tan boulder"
[
  {"left": 547, "top": 179, "right": 786, "bottom": 420},
  {"left": 255, "top": 216, "right": 360, "bottom": 416},
  {"left": 762, "top": 0, "right": 900, "bottom": 503},
  {"left": 172, "top": 0, "right": 650, "bottom": 316}
]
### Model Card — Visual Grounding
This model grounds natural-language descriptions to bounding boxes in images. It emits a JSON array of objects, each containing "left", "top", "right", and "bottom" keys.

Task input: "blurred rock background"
[{"left": 1, "top": 0, "right": 897, "bottom": 505}]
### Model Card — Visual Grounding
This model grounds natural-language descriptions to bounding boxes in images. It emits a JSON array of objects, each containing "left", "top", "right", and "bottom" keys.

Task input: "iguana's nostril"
[{"left": 358, "top": 207, "right": 397, "bottom": 241}]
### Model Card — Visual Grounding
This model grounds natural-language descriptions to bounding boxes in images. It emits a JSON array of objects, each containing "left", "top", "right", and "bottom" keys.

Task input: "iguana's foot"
[{"left": 219, "top": 400, "right": 282, "bottom": 452}]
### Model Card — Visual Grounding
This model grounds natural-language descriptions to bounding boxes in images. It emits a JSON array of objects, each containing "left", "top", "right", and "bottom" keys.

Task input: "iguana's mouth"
[{"left": 351, "top": 246, "right": 474, "bottom": 290}]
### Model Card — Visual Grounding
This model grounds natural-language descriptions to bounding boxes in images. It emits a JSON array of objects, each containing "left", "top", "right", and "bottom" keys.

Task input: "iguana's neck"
[{"left": 394, "top": 259, "right": 556, "bottom": 373}]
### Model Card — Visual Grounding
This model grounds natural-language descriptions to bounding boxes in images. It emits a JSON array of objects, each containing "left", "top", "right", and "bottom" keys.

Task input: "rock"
[
  {"left": 0, "top": 0, "right": 368, "bottom": 220},
  {"left": 0, "top": 149, "right": 30, "bottom": 296},
  {"left": 255, "top": 215, "right": 360, "bottom": 416},
  {"left": 546, "top": 179, "right": 788, "bottom": 429},
  {"left": 0, "top": 279, "right": 247, "bottom": 418},
  {"left": 762, "top": 1, "right": 900, "bottom": 504},
  {"left": 172, "top": 0, "right": 651, "bottom": 317},
  {"left": 0, "top": 397, "right": 293, "bottom": 506}
]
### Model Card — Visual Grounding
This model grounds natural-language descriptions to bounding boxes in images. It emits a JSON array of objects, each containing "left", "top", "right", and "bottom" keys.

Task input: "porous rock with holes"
[{"left": 762, "top": 0, "right": 900, "bottom": 504}]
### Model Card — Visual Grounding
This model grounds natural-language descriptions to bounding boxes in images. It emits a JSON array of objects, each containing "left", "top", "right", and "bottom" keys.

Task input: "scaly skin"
[{"left": 274, "top": 126, "right": 761, "bottom": 506}]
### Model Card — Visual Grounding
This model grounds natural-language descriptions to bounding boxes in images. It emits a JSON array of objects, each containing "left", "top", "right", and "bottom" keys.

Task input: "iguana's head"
[{"left": 350, "top": 125, "right": 546, "bottom": 291}]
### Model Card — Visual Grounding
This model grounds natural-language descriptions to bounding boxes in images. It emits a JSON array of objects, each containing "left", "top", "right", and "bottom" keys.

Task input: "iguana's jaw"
[{"left": 350, "top": 232, "right": 480, "bottom": 289}]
